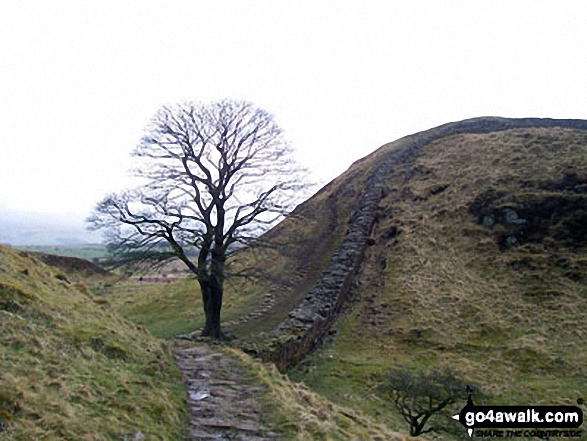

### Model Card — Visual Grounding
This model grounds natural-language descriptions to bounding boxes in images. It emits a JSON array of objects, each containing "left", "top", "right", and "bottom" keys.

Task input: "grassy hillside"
[
  {"left": 290, "top": 126, "right": 587, "bottom": 438},
  {"left": 66, "top": 119, "right": 586, "bottom": 439},
  {"left": 0, "top": 245, "right": 185, "bottom": 440},
  {"left": 0, "top": 244, "right": 410, "bottom": 440}
]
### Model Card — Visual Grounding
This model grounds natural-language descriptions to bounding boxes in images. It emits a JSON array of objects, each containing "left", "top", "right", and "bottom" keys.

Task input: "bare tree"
[
  {"left": 377, "top": 368, "right": 477, "bottom": 437},
  {"left": 88, "top": 99, "right": 311, "bottom": 339}
]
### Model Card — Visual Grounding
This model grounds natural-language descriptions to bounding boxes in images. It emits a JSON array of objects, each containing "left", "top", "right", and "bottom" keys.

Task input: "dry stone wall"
[{"left": 247, "top": 117, "right": 587, "bottom": 372}]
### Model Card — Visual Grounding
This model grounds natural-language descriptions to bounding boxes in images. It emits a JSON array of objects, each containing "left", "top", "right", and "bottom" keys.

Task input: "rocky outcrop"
[{"left": 246, "top": 117, "right": 587, "bottom": 372}]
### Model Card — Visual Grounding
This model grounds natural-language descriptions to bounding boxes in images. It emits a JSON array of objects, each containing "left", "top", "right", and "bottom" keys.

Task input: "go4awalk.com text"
[{"left": 452, "top": 392, "right": 583, "bottom": 438}]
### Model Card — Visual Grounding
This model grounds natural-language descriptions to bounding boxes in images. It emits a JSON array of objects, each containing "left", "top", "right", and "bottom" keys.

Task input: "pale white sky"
[{"left": 1, "top": 1, "right": 587, "bottom": 234}]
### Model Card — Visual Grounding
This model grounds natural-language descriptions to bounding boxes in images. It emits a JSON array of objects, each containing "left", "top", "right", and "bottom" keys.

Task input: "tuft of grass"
[
  {"left": 228, "top": 348, "right": 410, "bottom": 441},
  {"left": 0, "top": 245, "right": 185, "bottom": 440}
]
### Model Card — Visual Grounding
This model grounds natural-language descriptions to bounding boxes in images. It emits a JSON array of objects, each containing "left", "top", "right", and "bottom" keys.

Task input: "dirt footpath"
[{"left": 174, "top": 344, "right": 278, "bottom": 440}]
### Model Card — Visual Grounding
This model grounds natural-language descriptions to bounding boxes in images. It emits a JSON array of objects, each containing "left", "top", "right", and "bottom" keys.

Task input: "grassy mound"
[
  {"left": 16, "top": 250, "right": 120, "bottom": 292},
  {"left": 291, "top": 127, "right": 587, "bottom": 439},
  {"left": 0, "top": 245, "right": 185, "bottom": 440}
]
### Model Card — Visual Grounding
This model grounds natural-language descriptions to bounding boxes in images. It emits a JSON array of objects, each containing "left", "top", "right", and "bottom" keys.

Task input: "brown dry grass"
[{"left": 292, "top": 127, "right": 587, "bottom": 439}]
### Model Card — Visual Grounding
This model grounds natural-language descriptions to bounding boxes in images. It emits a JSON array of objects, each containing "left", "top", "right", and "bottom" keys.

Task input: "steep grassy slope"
[
  {"left": 0, "top": 244, "right": 410, "bottom": 440},
  {"left": 225, "top": 155, "right": 382, "bottom": 337},
  {"left": 0, "top": 245, "right": 185, "bottom": 440},
  {"left": 291, "top": 125, "right": 587, "bottom": 438}
]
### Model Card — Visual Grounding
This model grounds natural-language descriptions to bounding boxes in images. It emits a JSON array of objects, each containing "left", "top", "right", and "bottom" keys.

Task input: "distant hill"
[{"left": 16, "top": 250, "right": 118, "bottom": 284}]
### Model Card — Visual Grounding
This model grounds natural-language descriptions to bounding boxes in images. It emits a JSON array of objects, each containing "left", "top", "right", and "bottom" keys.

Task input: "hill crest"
[{"left": 238, "top": 117, "right": 587, "bottom": 371}]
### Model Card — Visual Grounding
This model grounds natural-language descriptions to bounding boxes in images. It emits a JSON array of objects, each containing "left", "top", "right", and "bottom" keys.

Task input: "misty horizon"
[{"left": 0, "top": 208, "right": 101, "bottom": 246}]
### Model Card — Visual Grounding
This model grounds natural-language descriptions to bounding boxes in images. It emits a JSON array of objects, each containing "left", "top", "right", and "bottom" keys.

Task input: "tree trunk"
[{"left": 199, "top": 278, "right": 224, "bottom": 339}]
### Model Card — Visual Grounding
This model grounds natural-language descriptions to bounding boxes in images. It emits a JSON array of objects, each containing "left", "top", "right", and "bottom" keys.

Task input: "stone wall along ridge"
[{"left": 249, "top": 117, "right": 587, "bottom": 371}]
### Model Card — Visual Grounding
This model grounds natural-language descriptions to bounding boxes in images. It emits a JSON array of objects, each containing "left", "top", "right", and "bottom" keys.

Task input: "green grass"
[
  {"left": 105, "top": 276, "right": 269, "bottom": 339},
  {"left": 0, "top": 245, "right": 186, "bottom": 440}
]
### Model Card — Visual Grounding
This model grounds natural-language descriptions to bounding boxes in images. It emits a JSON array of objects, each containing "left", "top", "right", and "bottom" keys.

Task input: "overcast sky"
[{"left": 1, "top": 1, "right": 587, "bottom": 243}]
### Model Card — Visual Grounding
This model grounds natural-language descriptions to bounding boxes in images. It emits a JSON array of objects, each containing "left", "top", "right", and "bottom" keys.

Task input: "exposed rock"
[
  {"left": 482, "top": 215, "right": 495, "bottom": 228},
  {"left": 121, "top": 432, "right": 145, "bottom": 441},
  {"left": 505, "top": 236, "right": 518, "bottom": 247},
  {"left": 471, "top": 190, "right": 587, "bottom": 250},
  {"left": 502, "top": 208, "right": 526, "bottom": 225}
]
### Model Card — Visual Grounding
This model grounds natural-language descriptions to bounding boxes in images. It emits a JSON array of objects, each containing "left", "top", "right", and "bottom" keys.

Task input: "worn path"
[{"left": 174, "top": 343, "right": 278, "bottom": 440}]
